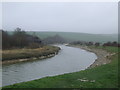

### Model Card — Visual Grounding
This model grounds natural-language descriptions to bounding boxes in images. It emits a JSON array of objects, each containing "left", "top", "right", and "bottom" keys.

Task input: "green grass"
[
  {"left": 2, "top": 46, "right": 119, "bottom": 88},
  {"left": 90, "top": 46, "right": 119, "bottom": 53}
]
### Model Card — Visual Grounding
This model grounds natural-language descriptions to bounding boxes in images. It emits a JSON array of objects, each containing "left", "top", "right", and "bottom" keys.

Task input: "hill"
[
  {"left": 8, "top": 31, "right": 118, "bottom": 43},
  {"left": 27, "top": 31, "right": 118, "bottom": 43}
]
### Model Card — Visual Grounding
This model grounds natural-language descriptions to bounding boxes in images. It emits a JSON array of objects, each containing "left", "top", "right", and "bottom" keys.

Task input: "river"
[{"left": 2, "top": 45, "right": 97, "bottom": 86}]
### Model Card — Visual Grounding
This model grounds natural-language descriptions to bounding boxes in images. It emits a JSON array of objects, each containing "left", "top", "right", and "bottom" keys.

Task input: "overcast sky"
[{"left": 2, "top": 2, "right": 118, "bottom": 34}]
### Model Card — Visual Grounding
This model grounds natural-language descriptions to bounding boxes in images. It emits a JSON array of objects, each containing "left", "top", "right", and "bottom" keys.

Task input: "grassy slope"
[
  {"left": 3, "top": 46, "right": 119, "bottom": 88},
  {"left": 27, "top": 32, "right": 118, "bottom": 43},
  {"left": 8, "top": 31, "right": 118, "bottom": 43}
]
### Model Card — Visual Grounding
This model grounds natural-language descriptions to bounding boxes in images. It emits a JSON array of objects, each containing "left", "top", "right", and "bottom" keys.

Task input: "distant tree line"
[
  {"left": 70, "top": 41, "right": 120, "bottom": 47},
  {"left": 103, "top": 41, "right": 120, "bottom": 47},
  {"left": 42, "top": 34, "right": 67, "bottom": 44},
  {"left": 2, "top": 28, "right": 42, "bottom": 49},
  {"left": 70, "top": 41, "right": 100, "bottom": 46}
]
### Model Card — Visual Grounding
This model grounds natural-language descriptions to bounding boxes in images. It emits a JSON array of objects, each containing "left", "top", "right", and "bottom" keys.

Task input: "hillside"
[{"left": 8, "top": 31, "right": 118, "bottom": 43}]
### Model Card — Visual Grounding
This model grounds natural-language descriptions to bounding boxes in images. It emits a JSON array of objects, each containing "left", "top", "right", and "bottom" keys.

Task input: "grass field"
[{"left": 2, "top": 46, "right": 119, "bottom": 88}]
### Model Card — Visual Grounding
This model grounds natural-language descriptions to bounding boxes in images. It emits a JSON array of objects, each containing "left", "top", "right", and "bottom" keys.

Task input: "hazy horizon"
[
  {"left": 2, "top": 29, "right": 118, "bottom": 35},
  {"left": 2, "top": 2, "right": 118, "bottom": 34}
]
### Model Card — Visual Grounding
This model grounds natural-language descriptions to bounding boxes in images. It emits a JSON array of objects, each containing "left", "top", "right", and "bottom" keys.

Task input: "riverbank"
[
  {"left": 3, "top": 46, "right": 118, "bottom": 88},
  {"left": 67, "top": 45, "right": 117, "bottom": 69},
  {"left": 2, "top": 45, "right": 60, "bottom": 64}
]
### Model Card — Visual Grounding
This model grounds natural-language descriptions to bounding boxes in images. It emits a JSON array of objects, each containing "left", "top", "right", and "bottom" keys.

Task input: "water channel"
[{"left": 2, "top": 45, "right": 97, "bottom": 86}]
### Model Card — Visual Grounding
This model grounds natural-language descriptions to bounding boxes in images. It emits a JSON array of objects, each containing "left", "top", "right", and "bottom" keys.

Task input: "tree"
[
  {"left": 95, "top": 42, "right": 100, "bottom": 47},
  {"left": 103, "top": 41, "right": 119, "bottom": 47},
  {"left": 12, "top": 28, "right": 29, "bottom": 48},
  {"left": 2, "top": 28, "right": 42, "bottom": 49},
  {"left": 2, "top": 30, "right": 12, "bottom": 49},
  {"left": 111, "top": 41, "right": 118, "bottom": 47},
  {"left": 88, "top": 42, "right": 94, "bottom": 46}
]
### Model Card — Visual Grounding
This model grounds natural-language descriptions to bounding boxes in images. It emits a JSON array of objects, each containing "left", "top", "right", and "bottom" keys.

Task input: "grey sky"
[{"left": 2, "top": 2, "right": 118, "bottom": 34}]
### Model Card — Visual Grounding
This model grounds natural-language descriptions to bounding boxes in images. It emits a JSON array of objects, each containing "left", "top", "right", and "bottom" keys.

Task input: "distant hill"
[
  {"left": 26, "top": 31, "right": 118, "bottom": 43},
  {"left": 8, "top": 31, "right": 118, "bottom": 43}
]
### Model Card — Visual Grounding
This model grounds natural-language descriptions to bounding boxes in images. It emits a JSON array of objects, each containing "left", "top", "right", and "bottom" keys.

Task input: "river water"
[{"left": 2, "top": 45, "right": 97, "bottom": 86}]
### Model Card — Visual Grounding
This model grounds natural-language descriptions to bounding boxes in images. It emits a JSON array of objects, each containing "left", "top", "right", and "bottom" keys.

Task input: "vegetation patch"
[{"left": 2, "top": 45, "right": 60, "bottom": 63}]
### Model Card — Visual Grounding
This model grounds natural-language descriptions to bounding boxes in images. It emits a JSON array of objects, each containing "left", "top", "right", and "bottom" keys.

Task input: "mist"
[{"left": 2, "top": 2, "right": 118, "bottom": 34}]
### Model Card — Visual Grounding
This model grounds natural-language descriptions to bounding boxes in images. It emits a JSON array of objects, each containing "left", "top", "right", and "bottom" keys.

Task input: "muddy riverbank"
[
  {"left": 2, "top": 53, "right": 59, "bottom": 65},
  {"left": 2, "top": 45, "right": 60, "bottom": 65}
]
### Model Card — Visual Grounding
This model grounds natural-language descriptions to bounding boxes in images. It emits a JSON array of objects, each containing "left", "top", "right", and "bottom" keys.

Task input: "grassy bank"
[
  {"left": 3, "top": 46, "right": 119, "bottom": 88},
  {"left": 2, "top": 45, "right": 60, "bottom": 62}
]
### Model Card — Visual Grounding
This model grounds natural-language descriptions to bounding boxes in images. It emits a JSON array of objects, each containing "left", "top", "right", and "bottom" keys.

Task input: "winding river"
[{"left": 2, "top": 45, "right": 97, "bottom": 86}]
